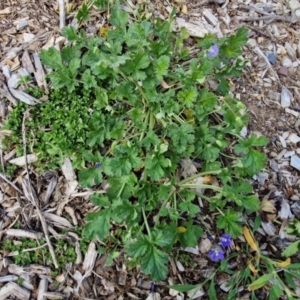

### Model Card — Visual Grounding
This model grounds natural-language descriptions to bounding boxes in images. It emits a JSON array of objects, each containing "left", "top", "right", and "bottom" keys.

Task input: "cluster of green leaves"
[
  {"left": 1, "top": 238, "right": 77, "bottom": 268},
  {"left": 171, "top": 248, "right": 300, "bottom": 300},
  {"left": 3, "top": 87, "right": 99, "bottom": 171},
  {"left": 282, "top": 219, "right": 300, "bottom": 257},
  {"left": 3, "top": 3, "right": 269, "bottom": 282}
]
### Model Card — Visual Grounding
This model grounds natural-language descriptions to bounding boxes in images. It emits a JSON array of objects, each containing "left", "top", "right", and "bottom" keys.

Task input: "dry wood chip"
[
  {"left": 0, "top": 282, "right": 30, "bottom": 300},
  {"left": 0, "top": 82, "right": 18, "bottom": 106},
  {"left": 6, "top": 228, "right": 43, "bottom": 239},
  {"left": 61, "top": 158, "right": 76, "bottom": 182},
  {"left": 117, "top": 270, "right": 127, "bottom": 286},
  {"left": 0, "top": 275, "right": 18, "bottom": 282},
  {"left": 82, "top": 242, "right": 98, "bottom": 273},
  {"left": 37, "top": 276, "right": 48, "bottom": 300},
  {"left": 9, "top": 154, "right": 38, "bottom": 166},
  {"left": 175, "top": 18, "right": 211, "bottom": 38},
  {"left": 42, "top": 212, "right": 73, "bottom": 228},
  {"left": 44, "top": 176, "right": 58, "bottom": 204},
  {"left": 65, "top": 206, "right": 77, "bottom": 225},
  {"left": 74, "top": 240, "right": 83, "bottom": 265},
  {"left": 21, "top": 50, "right": 35, "bottom": 74},
  {"left": 8, "top": 88, "right": 41, "bottom": 105},
  {"left": 42, "top": 292, "right": 66, "bottom": 299},
  {"left": 32, "top": 52, "right": 48, "bottom": 93},
  {"left": 0, "top": 7, "right": 11, "bottom": 15}
]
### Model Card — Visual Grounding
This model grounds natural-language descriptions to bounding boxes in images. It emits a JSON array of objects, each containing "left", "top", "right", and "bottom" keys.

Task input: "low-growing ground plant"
[
  {"left": 1, "top": 237, "right": 77, "bottom": 268},
  {"left": 3, "top": 1, "right": 276, "bottom": 290}
]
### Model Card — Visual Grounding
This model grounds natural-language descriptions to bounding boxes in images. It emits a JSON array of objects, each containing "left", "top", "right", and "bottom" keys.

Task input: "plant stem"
[
  {"left": 179, "top": 183, "right": 222, "bottom": 192},
  {"left": 178, "top": 170, "right": 221, "bottom": 185},
  {"left": 155, "top": 185, "right": 176, "bottom": 225},
  {"left": 216, "top": 207, "right": 225, "bottom": 216},
  {"left": 142, "top": 208, "right": 152, "bottom": 239}
]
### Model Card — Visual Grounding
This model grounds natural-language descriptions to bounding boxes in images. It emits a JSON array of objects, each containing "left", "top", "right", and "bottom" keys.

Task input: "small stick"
[
  {"left": 192, "top": 0, "right": 226, "bottom": 8},
  {"left": 238, "top": 4, "right": 298, "bottom": 24},
  {"left": 21, "top": 110, "right": 59, "bottom": 268},
  {"left": 253, "top": 46, "right": 281, "bottom": 86},
  {"left": 58, "top": 0, "right": 66, "bottom": 29},
  {"left": 0, "top": 172, "right": 23, "bottom": 195}
]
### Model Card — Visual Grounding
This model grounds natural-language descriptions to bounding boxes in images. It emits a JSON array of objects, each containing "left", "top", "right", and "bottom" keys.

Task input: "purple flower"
[
  {"left": 208, "top": 44, "right": 219, "bottom": 57},
  {"left": 208, "top": 248, "right": 225, "bottom": 262},
  {"left": 219, "top": 234, "right": 231, "bottom": 248},
  {"left": 95, "top": 163, "right": 102, "bottom": 168}
]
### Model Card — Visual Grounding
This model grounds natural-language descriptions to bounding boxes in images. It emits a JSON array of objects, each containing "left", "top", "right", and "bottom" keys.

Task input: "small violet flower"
[
  {"left": 208, "top": 248, "right": 225, "bottom": 262},
  {"left": 219, "top": 234, "right": 232, "bottom": 248},
  {"left": 95, "top": 162, "right": 102, "bottom": 168},
  {"left": 208, "top": 44, "right": 219, "bottom": 58}
]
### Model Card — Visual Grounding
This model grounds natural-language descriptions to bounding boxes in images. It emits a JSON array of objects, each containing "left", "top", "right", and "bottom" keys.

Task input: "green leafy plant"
[
  {"left": 3, "top": 3, "right": 269, "bottom": 282},
  {"left": 1, "top": 237, "right": 78, "bottom": 268},
  {"left": 282, "top": 219, "right": 300, "bottom": 257}
]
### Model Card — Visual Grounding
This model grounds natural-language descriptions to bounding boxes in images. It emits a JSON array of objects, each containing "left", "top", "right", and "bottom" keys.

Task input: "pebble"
[
  {"left": 240, "top": 126, "right": 247, "bottom": 138},
  {"left": 288, "top": 133, "right": 300, "bottom": 144},
  {"left": 263, "top": 5, "right": 272, "bottom": 13},
  {"left": 281, "top": 87, "right": 291, "bottom": 108},
  {"left": 15, "top": 19, "right": 28, "bottom": 31},
  {"left": 282, "top": 57, "right": 293, "bottom": 68},
  {"left": 257, "top": 172, "right": 269, "bottom": 184},
  {"left": 269, "top": 159, "right": 279, "bottom": 172},
  {"left": 278, "top": 66, "right": 288, "bottom": 77},
  {"left": 291, "top": 195, "right": 300, "bottom": 201},
  {"left": 291, "top": 155, "right": 300, "bottom": 171},
  {"left": 266, "top": 52, "right": 277, "bottom": 65},
  {"left": 279, "top": 136, "right": 287, "bottom": 148},
  {"left": 284, "top": 150, "right": 296, "bottom": 158}
]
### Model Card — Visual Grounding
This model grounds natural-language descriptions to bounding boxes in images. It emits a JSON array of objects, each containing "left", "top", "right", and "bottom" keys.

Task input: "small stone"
[
  {"left": 263, "top": 6, "right": 272, "bottom": 13},
  {"left": 23, "top": 33, "right": 35, "bottom": 43},
  {"left": 266, "top": 52, "right": 276, "bottom": 65},
  {"left": 291, "top": 195, "right": 300, "bottom": 201},
  {"left": 16, "top": 19, "right": 28, "bottom": 31},
  {"left": 247, "top": 39, "right": 257, "bottom": 48},
  {"left": 257, "top": 172, "right": 269, "bottom": 185},
  {"left": 281, "top": 87, "right": 291, "bottom": 108},
  {"left": 199, "top": 238, "right": 212, "bottom": 254},
  {"left": 289, "top": 0, "right": 300, "bottom": 11},
  {"left": 240, "top": 126, "right": 247, "bottom": 138},
  {"left": 269, "top": 159, "right": 279, "bottom": 172},
  {"left": 279, "top": 136, "right": 287, "bottom": 148},
  {"left": 282, "top": 56, "right": 293, "bottom": 68},
  {"left": 288, "top": 133, "right": 300, "bottom": 144},
  {"left": 284, "top": 150, "right": 295, "bottom": 158},
  {"left": 278, "top": 66, "right": 288, "bottom": 77},
  {"left": 291, "top": 155, "right": 300, "bottom": 171}
]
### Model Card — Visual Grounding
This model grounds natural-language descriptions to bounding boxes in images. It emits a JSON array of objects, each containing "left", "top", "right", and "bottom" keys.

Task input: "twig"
[
  {"left": 0, "top": 172, "right": 23, "bottom": 195},
  {"left": 247, "top": 25, "right": 274, "bottom": 40},
  {"left": 21, "top": 110, "right": 59, "bottom": 268},
  {"left": 238, "top": 4, "right": 298, "bottom": 23},
  {"left": 58, "top": 0, "right": 66, "bottom": 29},
  {"left": 253, "top": 46, "right": 281, "bottom": 86},
  {"left": 192, "top": 0, "right": 226, "bottom": 8}
]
